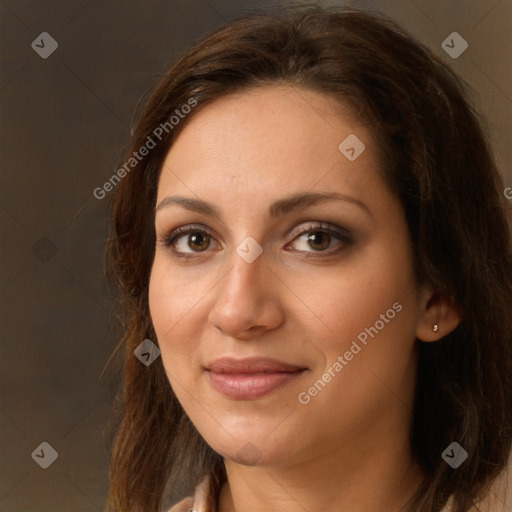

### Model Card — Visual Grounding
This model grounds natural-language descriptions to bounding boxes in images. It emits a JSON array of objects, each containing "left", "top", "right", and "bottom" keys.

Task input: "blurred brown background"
[{"left": 1, "top": 0, "right": 511, "bottom": 510}]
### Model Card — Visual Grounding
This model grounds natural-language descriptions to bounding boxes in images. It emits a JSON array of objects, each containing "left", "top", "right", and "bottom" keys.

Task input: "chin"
[{"left": 197, "top": 420, "right": 302, "bottom": 468}]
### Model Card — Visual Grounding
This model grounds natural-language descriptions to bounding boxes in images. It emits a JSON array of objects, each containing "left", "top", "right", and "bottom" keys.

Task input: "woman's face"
[{"left": 149, "top": 85, "right": 425, "bottom": 467}]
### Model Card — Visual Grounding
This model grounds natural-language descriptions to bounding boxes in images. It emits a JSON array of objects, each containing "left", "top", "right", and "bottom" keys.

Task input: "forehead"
[{"left": 157, "top": 85, "right": 382, "bottom": 204}]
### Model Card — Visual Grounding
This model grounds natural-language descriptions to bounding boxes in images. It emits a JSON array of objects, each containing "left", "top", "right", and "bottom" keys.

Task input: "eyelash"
[{"left": 156, "top": 222, "right": 353, "bottom": 260}]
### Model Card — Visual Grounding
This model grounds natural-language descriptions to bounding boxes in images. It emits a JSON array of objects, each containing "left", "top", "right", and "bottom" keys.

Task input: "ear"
[{"left": 415, "top": 284, "right": 462, "bottom": 342}]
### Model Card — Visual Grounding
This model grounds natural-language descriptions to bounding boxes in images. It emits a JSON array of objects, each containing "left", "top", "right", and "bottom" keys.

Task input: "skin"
[{"left": 149, "top": 85, "right": 460, "bottom": 512}]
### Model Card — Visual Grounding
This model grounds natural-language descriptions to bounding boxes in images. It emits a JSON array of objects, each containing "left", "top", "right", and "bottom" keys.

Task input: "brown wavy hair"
[{"left": 104, "top": 4, "right": 512, "bottom": 511}]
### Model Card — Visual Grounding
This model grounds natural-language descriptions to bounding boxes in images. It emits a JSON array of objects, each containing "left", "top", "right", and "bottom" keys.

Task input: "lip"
[
  {"left": 206, "top": 357, "right": 305, "bottom": 374},
  {"left": 205, "top": 357, "right": 307, "bottom": 400}
]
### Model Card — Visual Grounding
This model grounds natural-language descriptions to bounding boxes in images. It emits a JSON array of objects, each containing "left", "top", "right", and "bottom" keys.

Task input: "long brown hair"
[{"left": 105, "top": 4, "right": 512, "bottom": 511}]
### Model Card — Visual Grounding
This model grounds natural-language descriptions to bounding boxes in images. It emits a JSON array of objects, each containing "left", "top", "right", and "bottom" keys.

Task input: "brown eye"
[
  {"left": 287, "top": 223, "right": 352, "bottom": 256},
  {"left": 160, "top": 224, "right": 219, "bottom": 256},
  {"left": 188, "top": 232, "right": 210, "bottom": 251},
  {"left": 306, "top": 231, "right": 331, "bottom": 251}
]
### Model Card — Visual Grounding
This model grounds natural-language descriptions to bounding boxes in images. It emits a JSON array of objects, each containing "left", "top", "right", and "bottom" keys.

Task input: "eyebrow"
[{"left": 155, "top": 192, "right": 373, "bottom": 219}]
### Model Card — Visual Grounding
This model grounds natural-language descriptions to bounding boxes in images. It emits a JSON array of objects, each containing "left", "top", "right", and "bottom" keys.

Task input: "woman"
[{"left": 105, "top": 4, "right": 512, "bottom": 511}]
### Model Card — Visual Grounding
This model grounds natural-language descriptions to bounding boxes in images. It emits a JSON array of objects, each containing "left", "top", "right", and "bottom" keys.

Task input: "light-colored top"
[{"left": 168, "top": 462, "right": 511, "bottom": 512}]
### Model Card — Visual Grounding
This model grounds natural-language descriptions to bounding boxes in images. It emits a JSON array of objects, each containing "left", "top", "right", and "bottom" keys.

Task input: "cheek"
[
  {"left": 148, "top": 259, "right": 206, "bottom": 372},
  {"left": 148, "top": 265, "right": 207, "bottom": 416},
  {"left": 298, "top": 244, "right": 416, "bottom": 353},
  {"left": 149, "top": 255, "right": 215, "bottom": 331},
  {"left": 294, "top": 281, "right": 417, "bottom": 439},
  {"left": 297, "top": 247, "right": 420, "bottom": 421}
]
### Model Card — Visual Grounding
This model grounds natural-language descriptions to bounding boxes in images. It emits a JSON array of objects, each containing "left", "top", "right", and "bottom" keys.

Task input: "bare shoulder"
[{"left": 167, "top": 495, "right": 194, "bottom": 512}]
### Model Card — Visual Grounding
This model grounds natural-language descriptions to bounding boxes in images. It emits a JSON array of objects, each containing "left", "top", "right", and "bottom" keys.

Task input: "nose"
[{"left": 207, "top": 248, "right": 285, "bottom": 340}]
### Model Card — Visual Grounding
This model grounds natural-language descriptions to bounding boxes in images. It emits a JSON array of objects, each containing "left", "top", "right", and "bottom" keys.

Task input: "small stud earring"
[{"left": 433, "top": 324, "right": 439, "bottom": 332}]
